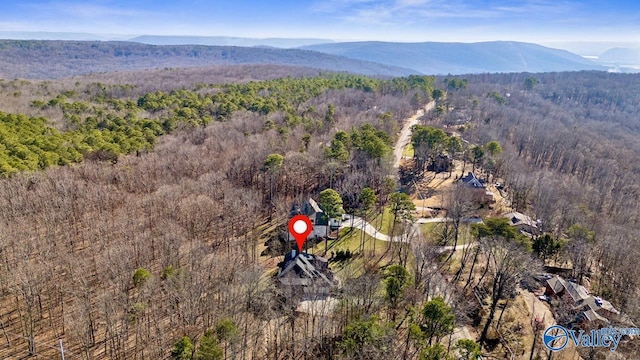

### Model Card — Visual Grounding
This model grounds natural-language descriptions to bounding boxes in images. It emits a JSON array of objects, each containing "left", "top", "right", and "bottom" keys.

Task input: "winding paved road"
[
  {"left": 340, "top": 214, "right": 402, "bottom": 242},
  {"left": 339, "top": 214, "right": 479, "bottom": 252},
  {"left": 393, "top": 101, "right": 435, "bottom": 169},
  {"left": 339, "top": 101, "right": 481, "bottom": 245}
]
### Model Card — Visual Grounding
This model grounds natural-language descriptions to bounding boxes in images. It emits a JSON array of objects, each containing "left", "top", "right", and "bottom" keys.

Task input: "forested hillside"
[
  {"left": 1, "top": 67, "right": 640, "bottom": 359},
  {"left": 440, "top": 71, "right": 640, "bottom": 319},
  {"left": 0, "top": 72, "right": 426, "bottom": 176},
  {"left": 0, "top": 68, "right": 434, "bottom": 358},
  {"left": 0, "top": 40, "right": 414, "bottom": 79}
]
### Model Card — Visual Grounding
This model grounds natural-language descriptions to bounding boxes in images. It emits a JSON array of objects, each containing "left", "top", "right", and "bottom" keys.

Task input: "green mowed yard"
[
  {"left": 402, "top": 143, "right": 414, "bottom": 158},
  {"left": 419, "top": 222, "right": 475, "bottom": 246}
]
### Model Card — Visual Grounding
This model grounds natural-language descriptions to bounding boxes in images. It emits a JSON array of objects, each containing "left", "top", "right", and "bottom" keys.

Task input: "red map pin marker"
[{"left": 288, "top": 215, "right": 312, "bottom": 253}]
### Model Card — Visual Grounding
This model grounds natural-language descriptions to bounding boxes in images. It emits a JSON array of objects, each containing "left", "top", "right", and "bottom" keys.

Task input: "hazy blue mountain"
[
  {"left": 541, "top": 41, "right": 640, "bottom": 57},
  {"left": 599, "top": 47, "right": 640, "bottom": 64},
  {"left": 301, "top": 41, "right": 605, "bottom": 74},
  {"left": 0, "top": 40, "right": 414, "bottom": 79},
  {"left": 130, "top": 35, "right": 334, "bottom": 48},
  {"left": 0, "top": 32, "right": 331, "bottom": 48},
  {"left": 594, "top": 47, "right": 640, "bottom": 73}
]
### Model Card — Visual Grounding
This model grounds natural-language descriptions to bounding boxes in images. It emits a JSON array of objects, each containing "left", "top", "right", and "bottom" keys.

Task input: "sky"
[{"left": 0, "top": 0, "right": 639, "bottom": 45}]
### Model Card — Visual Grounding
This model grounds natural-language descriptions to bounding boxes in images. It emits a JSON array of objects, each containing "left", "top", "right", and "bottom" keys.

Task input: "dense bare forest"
[
  {"left": 1, "top": 67, "right": 639, "bottom": 359},
  {"left": 0, "top": 66, "right": 433, "bottom": 358},
  {"left": 441, "top": 71, "right": 640, "bottom": 318}
]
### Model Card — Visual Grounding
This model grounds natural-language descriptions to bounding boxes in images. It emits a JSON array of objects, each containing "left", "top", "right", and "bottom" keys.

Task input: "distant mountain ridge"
[
  {"left": 0, "top": 38, "right": 611, "bottom": 80},
  {"left": 0, "top": 40, "right": 414, "bottom": 80},
  {"left": 301, "top": 41, "right": 605, "bottom": 74},
  {"left": 0, "top": 31, "right": 334, "bottom": 48},
  {"left": 130, "top": 35, "right": 334, "bottom": 48},
  {"left": 598, "top": 47, "right": 640, "bottom": 68}
]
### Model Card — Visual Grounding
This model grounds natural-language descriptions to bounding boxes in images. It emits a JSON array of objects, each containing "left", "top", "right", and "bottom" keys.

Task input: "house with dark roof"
[
  {"left": 545, "top": 275, "right": 620, "bottom": 327},
  {"left": 460, "top": 172, "right": 485, "bottom": 188},
  {"left": 574, "top": 296, "right": 620, "bottom": 325},
  {"left": 545, "top": 276, "right": 590, "bottom": 303},
  {"left": 503, "top": 212, "right": 541, "bottom": 236},
  {"left": 288, "top": 198, "right": 341, "bottom": 241},
  {"left": 277, "top": 251, "right": 336, "bottom": 300},
  {"left": 459, "top": 172, "right": 495, "bottom": 204},
  {"left": 299, "top": 198, "right": 326, "bottom": 225}
]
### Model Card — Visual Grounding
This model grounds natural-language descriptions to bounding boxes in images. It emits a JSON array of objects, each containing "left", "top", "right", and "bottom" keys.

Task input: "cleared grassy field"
[
  {"left": 420, "top": 222, "right": 475, "bottom": 245},
  {"left": 307, "top": 227, "right": 390, "bottom": 257},
  {"left": 367, "top": 207, "right": 405, "bottom": 237},
  {"left": 402, "top": 143, "right": 414, "bottom": 158}
]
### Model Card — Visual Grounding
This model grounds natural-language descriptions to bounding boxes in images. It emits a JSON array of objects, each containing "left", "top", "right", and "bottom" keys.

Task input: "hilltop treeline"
[
  {"left": 0, "top": 74, "right": 431, "bottom": 176},
  {"left": 0, "top": 39, "right": 413, "bottom": 79}
]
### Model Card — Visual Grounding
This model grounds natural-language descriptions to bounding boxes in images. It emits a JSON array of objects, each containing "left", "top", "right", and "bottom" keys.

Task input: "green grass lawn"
[
  {"left": 307, "top": 227, "right": 390, "bottom": 256},
  {"left": 304, "top": 206, "right": 426, "bottom": 276},
  {"left": 402, "top": 143, "right": 414, "bottom": 158},
  {"left": 305, "top": 227, "right": 395, "bottom": 276},
  {"left": 299, "top": 206, "right": 405, "bottom": 272},
  {"left": 457, "top": 225, "right": 474, "bottom": 245},
  {"left": 367, "top": 207, "right": 404, "bottom": 236},
  {"left": 420, "top": 222, "right": 476, "bottom": 246},
  {"left": 419, "top": 223, "right": 437, "bottom": 239}
]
